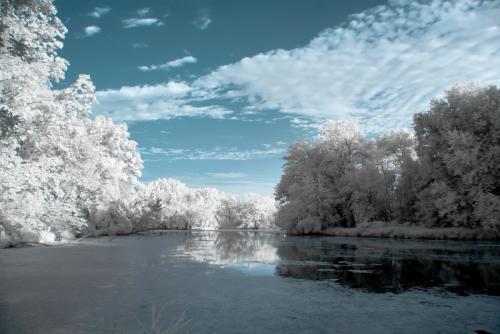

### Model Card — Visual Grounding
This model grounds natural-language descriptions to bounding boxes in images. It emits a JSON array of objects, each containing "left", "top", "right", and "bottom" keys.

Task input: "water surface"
[{"left": 0, "top": 231, "right": 499, "bottom": 333}]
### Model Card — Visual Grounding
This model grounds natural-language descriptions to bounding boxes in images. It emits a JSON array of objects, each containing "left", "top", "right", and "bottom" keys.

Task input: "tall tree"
[
  {"left": 0, "top": 0, "right": 143, "bottom": 243},
  {"left": 414, "top": 85, "right": 500, "bottom": 230}
]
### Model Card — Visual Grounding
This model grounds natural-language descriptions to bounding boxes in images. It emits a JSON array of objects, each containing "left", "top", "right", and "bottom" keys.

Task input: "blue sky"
[{"left": 56, "top": 0, "right": 500, "bottom": 196}]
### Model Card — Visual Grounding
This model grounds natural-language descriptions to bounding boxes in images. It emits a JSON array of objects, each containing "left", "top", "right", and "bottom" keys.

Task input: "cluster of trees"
[
  {"left": 87, "top": 179, "right": 277, "bottom": 236},
  {"left": 0, "top": 0, "right": 276, "bottom": 247},
  {"left": 276, "top": 85, "right": 500, "bottom": 235}
]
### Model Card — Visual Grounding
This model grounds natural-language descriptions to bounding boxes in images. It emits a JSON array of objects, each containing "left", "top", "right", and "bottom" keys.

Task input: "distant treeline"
[{"left": 275, "top": 85, "right": 500, "bottom": 236}]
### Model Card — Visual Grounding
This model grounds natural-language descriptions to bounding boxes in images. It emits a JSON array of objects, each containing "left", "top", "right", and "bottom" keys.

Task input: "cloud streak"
[
  {"left": 140, "top": 146, "right": 286, "bottom": 161},
  {"left": 83, "top": 25, "right": 101, "bottom": 37},
  {"left": 122, "top": 17, "right": 164, "bottom": 28},
  {"left": 136, "top": 8, "right": 150, "bottom": 16},
  {"left": 131, "top": 42, "right": 149, "bottom": 48},
  {"left": 94, "top": 82, "right": 230, "bottom": 121},
  {"left": 193, "top": 9, "right": 211, "bottom": 30},
  {"left": 89, "top": 7, "right": 111, "bottom": 18},
  {"left": 138, "top": 56, "right": 197, "bottom": 72}
]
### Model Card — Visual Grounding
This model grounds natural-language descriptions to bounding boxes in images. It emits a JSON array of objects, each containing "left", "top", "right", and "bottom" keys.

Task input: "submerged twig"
[
  {"left": 76, "top": 233, "right": 92, "bottom": 242},
  {"left": 9, "top": 241, "right": 54, "bottom": 247}
]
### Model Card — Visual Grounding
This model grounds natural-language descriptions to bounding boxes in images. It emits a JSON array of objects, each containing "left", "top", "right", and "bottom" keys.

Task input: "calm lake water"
[{"left": 1, "top": 231, "right": 499, "bottom": 334}]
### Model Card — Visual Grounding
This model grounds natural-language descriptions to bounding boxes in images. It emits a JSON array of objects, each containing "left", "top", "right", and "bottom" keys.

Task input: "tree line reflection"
[{"left": 179, "top": 231, "right": 500, "bottom": 295}]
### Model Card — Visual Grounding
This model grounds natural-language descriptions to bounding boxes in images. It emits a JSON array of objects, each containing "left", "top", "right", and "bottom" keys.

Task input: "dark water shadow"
[
  {"left": 275, "top": 237, "right": 500, "bottom": 295},
  {"left": 178, "top": 231, "right": 500, "bottom": 295}
]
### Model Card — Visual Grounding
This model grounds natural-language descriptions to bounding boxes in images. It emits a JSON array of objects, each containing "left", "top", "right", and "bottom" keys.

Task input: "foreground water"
[{"left": 0, "top": 231, "right": 499, "bottom": 334}]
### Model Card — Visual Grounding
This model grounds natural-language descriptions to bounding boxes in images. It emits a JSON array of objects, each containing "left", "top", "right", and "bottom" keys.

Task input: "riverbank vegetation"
[{"left": 275, "top": 85, "right": 500, "bottom": 238}]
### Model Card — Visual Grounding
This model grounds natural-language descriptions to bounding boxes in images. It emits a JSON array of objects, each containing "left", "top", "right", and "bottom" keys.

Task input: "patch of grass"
[{"left": 319, "top": 221, "right": 499, "bottom": 240}]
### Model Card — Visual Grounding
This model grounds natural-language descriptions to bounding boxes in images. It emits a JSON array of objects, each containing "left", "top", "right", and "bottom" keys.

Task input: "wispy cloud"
[
  {"left": 289, "top": 117, "right": 321, "bottom": 129},
  {"left": 193, "top": 9, "right": 211, "bottom": 30},
  {"left": 89, "top": 6, "right": 111, "bottom": 18},
  {"left": 193, "top": 0, "right": 500, "bottom": 134},
  {"left": 131, "top": 42, "right": 149, "bottom": 48},
  {"left": 140, "top": 146, "right": 286, "bottom": 161},
  {"left": 94, "top": 82, "right": 230, "bottom": 121},
  {"left": 83, "top": 25, "right": 101, "bottom": 37},
  {"left": 138, "top": 56, "right": 197, "bottom": 72},
  {"left": 136, "top": 7, "right": 150, "bottom": 17},
  {"left": 96, "top": 0, "right": 500, "bottom": 133},
  {"left": 122, "top": 17, "right": 164, "bottom": 28}
]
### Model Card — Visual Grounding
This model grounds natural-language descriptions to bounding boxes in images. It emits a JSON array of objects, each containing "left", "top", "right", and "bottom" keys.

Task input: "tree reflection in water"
[
  {"left": 178, "top": 231, "right": 500, "bottom": 295},
  {"left": 276, "top": 238, "right": 500, "bottom": 295},
  {"left": 178, "top": 231, "right": 281, "bottom": 266}
]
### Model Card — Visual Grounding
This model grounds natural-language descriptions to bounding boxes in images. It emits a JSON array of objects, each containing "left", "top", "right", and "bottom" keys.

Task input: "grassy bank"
[{"left": 314, "top": 221, "right": 499, "bottom": 240}]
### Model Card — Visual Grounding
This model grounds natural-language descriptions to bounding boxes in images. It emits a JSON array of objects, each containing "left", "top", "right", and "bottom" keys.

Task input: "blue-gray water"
[{"left": 1, "top": 231, "right": 499, "bottom": 334}]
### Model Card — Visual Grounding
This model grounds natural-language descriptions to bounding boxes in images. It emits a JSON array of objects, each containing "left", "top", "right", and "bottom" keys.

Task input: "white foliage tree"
[
  {"left": 0, "top": 0, "right": 142, "bottom": 244},
  {"left": 129, "top": 179, "right": 277, "bottom": 231}
]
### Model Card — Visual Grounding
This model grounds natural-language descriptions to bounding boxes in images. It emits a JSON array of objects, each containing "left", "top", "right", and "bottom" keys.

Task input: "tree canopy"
[{"left": 275, "top": 85, "right": 500, "bottom": 235}]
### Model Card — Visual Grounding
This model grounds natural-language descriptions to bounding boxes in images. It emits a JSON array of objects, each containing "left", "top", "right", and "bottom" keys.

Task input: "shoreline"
[
  {"left": 289, "top": 222, "right": 499, "bottom": 241},
  {"left": 0, "top": 228, "right": 282, "bottom": 249},
  {"left": 3, "top": 224, "right": 499, "bottom": 249}
]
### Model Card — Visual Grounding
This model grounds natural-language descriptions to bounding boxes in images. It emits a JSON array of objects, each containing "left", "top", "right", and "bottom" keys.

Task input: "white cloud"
[
  {"left": 138, "top": 56, "right": 197, "bottom": 72},
  {"left": 89, "top": 7, "right": 111, "bottom": 18},
  {"left": 101, "top": 81, "right": 192, "bottom": 97},
  {"left": 83, "top": 26, "right": 101, "bottom": 37},
  {"left": 131, "top": 42, "right": 149, "bottom": 48},
  {"left": 96, "top": 0, "right": 500, "bottom": 131},
  {"left": 94, "top": 82, "right": 231, "bottom": 121},
  {"left": 289, "top": 117, "right": 321, "bottom": 129},
  {"left": 192, "top": 0, "right": 500, "bottom": 134},
  {"left": 122, "top": 18, "right": 164, "bottom": 28},
  {"left": 193, "top": 9, "right": 211, "bottom": 30},
  {"left": 137, "top": 8, "right": 150, "bottom": 16},
  {"left": 140, "top": 146, "right": 286, "bottom": 160}
]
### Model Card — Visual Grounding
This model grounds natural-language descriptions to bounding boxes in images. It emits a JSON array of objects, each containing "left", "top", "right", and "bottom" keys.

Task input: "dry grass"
[
  {"left": 134, "top": 303, "right": 190, "bottom": 334},
  {"left": 318, "top": 221, "right": 499, "bottom": 240}
]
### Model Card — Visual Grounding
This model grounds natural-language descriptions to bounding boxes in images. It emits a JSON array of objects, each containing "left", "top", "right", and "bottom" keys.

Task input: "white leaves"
[
  {"left": 57, "top": 74, "right": 96, "bottom": 116},
  {"left": 128, "top": 179, "right": 277, "bottom": 231},
  {"left": 0, "top": 2, "right": 143, "bottom": 243},
  {"left": 318, "top": 119, "right": 364, "bottom": 146}
]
